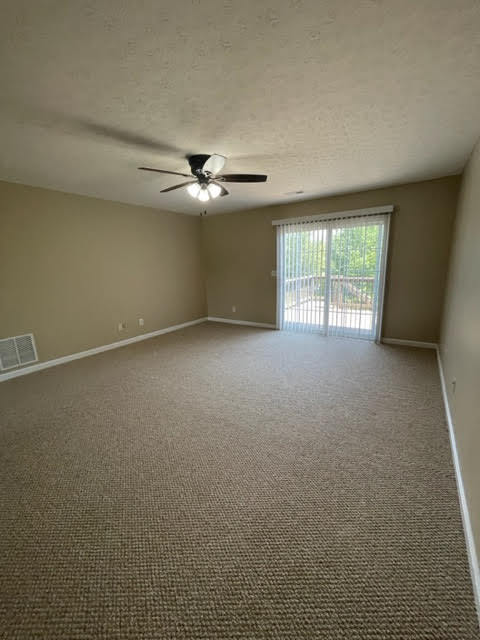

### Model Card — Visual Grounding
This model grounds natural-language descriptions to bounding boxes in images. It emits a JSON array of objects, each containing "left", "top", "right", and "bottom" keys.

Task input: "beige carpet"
[{"left": 0, "top": 322, "right": 477, "bottom": 639}]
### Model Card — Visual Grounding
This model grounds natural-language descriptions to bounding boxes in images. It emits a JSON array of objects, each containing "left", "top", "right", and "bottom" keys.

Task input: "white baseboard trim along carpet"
[
  {"left": 0, "top": 317, "right": 208, "bottom": 382},
  {"left": 436, "top": 348, "right": 480, "bottom": 624},
  {"left": 382, "top": 335, "right": 479, "bottom": 619},
  {"left": 0, "top": 326, "right": 451, "bottom": 382},
  {"left": 207, "top": 316, "right": 277, "bottom": 329},
  {"left": 382, "top": 337, "right": 438, "bottom": 349},
  {"left": 207, "top": 328, "right": 439, "bottom": 349}
]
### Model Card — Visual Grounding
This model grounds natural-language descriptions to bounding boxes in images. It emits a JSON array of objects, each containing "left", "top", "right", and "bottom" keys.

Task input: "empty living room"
[{"left": 1, "top": 1, "right": 480, "bottom": 638}]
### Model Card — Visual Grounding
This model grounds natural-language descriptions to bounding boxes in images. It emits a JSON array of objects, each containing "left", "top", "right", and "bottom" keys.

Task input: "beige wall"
[
  {"left": 202, "top": 176, "right": 460, "bottom": 342},
  {"left": 440, "top": 139, "right": 480, "bottom": 569},
  {"left": 0, "top": 175, "right": 460, "bottom": 367},
  {"left": 0, "top": 181, "right": 206, "bottom": 363}
]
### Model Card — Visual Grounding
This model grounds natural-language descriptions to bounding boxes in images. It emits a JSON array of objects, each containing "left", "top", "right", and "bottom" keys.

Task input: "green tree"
[{"left": 284, "top": 223, "right": 382, "bottom": 308}]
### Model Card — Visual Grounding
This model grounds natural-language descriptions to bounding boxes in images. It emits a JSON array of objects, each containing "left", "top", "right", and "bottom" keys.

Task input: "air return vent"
[{"left": 0, "top": 334, "right": 38, "bottom": 371}]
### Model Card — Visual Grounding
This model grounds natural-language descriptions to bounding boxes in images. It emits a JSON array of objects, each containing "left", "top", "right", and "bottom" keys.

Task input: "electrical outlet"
[
  {"left": 118, "top": 322, "right": 127, "bottom": 332},
  {"left": 138, "top": 318, "right": 145, "bottom": 327},
  {"left": 232, "top": 305, "right": 236, "bottom": 313}
]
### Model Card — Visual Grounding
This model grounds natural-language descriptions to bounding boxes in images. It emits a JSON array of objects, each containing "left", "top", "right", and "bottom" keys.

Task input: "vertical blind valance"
[{"left": 272, "top": 205, "right": 394, "bottom": 227}]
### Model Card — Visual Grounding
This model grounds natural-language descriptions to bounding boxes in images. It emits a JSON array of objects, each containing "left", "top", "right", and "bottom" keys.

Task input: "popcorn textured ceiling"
[{"left": 0, "top": 0, "right": 479, "bottom": 215}]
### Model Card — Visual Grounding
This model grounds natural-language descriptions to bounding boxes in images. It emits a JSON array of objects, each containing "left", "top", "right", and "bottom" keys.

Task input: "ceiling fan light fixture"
[
  {"left": 198, "top": 186, "right": 210, "bottom": 202},
  {"left": 139, "top": 154, "right": 267, "bottom": 203},
  {"left": 186, "top": 183, "right": 201, "bottom": 198},
  {"left": 207, "top": 183, "right": 222, "bottom": 199}
]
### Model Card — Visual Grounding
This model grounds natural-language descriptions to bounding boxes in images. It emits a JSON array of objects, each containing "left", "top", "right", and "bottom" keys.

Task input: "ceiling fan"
[{"left": 138, "top": 154, "right": 267, "bottom": 202}]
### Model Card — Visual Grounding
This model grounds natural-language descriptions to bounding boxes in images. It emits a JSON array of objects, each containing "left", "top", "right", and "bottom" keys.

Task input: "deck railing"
[{"left": 285, "top": 275, "right": 374, "bottom": 311}]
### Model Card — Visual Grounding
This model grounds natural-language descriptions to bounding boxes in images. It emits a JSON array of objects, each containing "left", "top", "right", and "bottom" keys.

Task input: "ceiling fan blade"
[
  {"left": 217, "top": 174, "right": 267, "bottom": 183},
  {"left": 212, "top": 181, "right": 229, "bottom": 197},
  {"left": 202, "top": 154, "right": 227, "bottom": 175},
  {"left": 160, "top": 181, "right": 197, "bottom": 193},
  {"left": 139, "top": 167, "right": 191, "bottom": 177}
]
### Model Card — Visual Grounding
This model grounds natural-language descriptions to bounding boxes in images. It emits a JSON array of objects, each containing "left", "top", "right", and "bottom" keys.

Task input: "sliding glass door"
[{"left": 276, "top": 213, "right": 389, "bottom": 341}]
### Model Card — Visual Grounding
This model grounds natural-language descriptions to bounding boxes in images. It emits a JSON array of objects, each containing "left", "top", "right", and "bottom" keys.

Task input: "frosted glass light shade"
[
  {"left": 207, "top": 183, "right": 222, "bottom": 199},
  {"left": 186, "top": 183, "right": 201, "bottom": 198},
  {"left": 198, "top": 187, "right": 210, "bottom": 202}
]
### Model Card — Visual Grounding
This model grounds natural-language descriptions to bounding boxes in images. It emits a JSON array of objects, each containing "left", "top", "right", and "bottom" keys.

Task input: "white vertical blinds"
[{"left": 275, "top": 210, "right": 390, "bottom": 341}]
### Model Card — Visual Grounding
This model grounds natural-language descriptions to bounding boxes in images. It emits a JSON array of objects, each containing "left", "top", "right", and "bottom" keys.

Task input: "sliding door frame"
[{"left": 274, "top": 205, "right": 393, "bottom": 341}]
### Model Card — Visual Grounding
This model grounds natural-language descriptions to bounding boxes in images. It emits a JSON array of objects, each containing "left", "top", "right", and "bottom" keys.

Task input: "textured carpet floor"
[{"left": 0, "top": 322, "right": 477, "bottom": 639}]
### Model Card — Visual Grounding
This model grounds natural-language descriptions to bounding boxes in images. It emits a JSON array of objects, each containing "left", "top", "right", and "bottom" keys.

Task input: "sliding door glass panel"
[
  {"left": 328, "top": 219, "right": 384, "bottom": 339},
  {"left": 281, "top": 225, "right": 328, "bottom": 332}
]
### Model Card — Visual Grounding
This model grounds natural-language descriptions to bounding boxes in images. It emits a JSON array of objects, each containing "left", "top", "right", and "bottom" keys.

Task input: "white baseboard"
[
  {"left": 0, "top": 317, "right": 208, "bottom": 382},
  {"left": 207, "top": 316, "right": 277, "bottom": 329},
  {"left": 382, "top": 337, "right": 438, "bottom": 349},
  {"left": 436, "top": 348, "right": 480, "bottom": 623}
]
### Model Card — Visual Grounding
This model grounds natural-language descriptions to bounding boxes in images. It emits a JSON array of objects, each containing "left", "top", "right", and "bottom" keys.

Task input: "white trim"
[
  {"left": 382, "top": 338, "right": 437, "bottom": 349},
  {"left": 275, "top": 225, "right": 283, "bottom": 331},
  {"left": 272, "top": 205, "right": 394, "bottom": 227},
  {"left": 0, "top": 318, "right": 208, "bottom": 382},
  {"left": 436, "top": 348, "right": 480, "bottom": 623},
  {"left": 207, "top": 317, "right": 277, "bottom": 329}
]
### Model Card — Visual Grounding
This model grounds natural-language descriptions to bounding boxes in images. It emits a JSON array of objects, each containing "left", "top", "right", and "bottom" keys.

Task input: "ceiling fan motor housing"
[{"left": 188, "top": 154, "right": 212, "bottom": 178}]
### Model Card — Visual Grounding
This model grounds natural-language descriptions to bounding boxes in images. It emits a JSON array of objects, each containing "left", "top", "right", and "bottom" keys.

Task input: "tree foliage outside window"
[{"left": 284, "top": 223, "right": 382, "bottom": 310}]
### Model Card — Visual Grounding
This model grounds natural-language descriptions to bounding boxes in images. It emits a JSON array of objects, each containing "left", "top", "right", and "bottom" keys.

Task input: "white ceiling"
[{"left": 1, "top": 1, "right": 480, "bottom": 215}]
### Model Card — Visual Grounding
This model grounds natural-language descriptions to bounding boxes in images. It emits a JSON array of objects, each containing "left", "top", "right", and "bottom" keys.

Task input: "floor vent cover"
[{"left": 0, "top": 334, "right": 38, "bottom": 371}]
